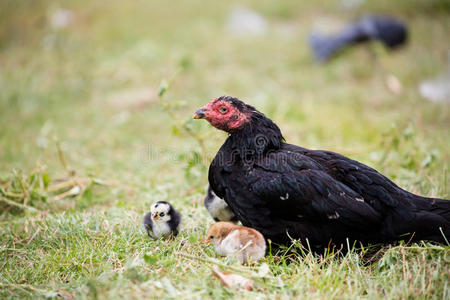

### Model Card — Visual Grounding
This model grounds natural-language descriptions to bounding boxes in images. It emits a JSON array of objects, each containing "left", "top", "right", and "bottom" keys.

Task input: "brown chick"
[{"left": 205, "top": 222, "right": 266, "bottom": 264}]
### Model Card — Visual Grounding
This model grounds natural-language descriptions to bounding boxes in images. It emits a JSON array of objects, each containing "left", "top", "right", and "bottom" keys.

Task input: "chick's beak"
[
  {"left": 152, "top": 214, "right": 159, "bottom": 220},
  {"left": 203, "top": 238, "right": 211, "bottom": 244},
  {"left": 193, "top": 108, "right": 206, "bottom": 119}
]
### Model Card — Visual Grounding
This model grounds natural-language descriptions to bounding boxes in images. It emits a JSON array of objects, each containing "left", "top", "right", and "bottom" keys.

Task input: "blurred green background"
[
  {"left": 1, "top": 0, "right": 449, "bottom": 190},
  {"left": 0, "top": 0, "right": 449, "bottom": 298}
]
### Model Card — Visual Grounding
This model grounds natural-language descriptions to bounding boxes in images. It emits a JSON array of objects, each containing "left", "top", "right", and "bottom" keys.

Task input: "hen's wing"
[
  {"left": 297, "top": 147, "right": 421, "bottom": 209},
  {"left": 211, "top": 148, "right": 382, "bottom": 244},
  {"left": 250, "top": 161, "right": 382, "bottom": 227}
]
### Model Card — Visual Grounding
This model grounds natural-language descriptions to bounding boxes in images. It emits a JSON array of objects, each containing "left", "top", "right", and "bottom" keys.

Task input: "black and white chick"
[
  {"left": 204, "top": 185, "right": 238, "bottom": 223},
  {"left": 143, "top": 201, "right": 181, "bottom": 239}
]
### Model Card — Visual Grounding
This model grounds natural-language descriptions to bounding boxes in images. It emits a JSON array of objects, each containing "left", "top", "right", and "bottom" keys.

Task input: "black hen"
[{"left": 193, "top": 96, "right": 449, "bottom": 249}]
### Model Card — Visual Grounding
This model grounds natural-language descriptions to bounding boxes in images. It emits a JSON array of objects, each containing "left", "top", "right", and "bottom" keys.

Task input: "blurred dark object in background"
[{"left": 309, "top": 15, "right": 408, "bottom": 62}]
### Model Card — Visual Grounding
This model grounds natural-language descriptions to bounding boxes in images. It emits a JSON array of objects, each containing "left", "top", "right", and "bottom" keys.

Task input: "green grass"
[{"left": 0, "top": 0, "right": 449, "bottom": 298}]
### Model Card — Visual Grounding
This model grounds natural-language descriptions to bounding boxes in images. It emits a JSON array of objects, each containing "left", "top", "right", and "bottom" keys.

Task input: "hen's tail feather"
[
  {"left": 383, "top": 196, "right": 450, "bottom": 244},
  {"left": 414, "top": 197, "right": 450, "bottom": 244},
  {"left": 417, "top": 196, "right": 450, "bottom": 221}
]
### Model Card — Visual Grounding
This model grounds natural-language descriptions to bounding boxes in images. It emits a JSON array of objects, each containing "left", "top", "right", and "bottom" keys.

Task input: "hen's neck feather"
[{"left": 224, "top": 111, "right": 284, "bottom": 158}]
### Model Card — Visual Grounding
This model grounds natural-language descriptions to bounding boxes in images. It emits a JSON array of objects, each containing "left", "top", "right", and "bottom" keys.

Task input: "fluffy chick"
[
  {"left": 204, "top": 185, "right": 238, "bottom": 223},
  {"left": 143, "top": 201, "right": 181, "bottom": 239},
  {"left": 205, "top": 222, "right": 266, "bottom": 264}
]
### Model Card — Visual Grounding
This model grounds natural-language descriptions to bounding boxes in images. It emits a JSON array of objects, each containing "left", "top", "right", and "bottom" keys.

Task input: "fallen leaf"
[
  {"left": 386, "top": 74, "right": 403, "bottom": 95},
  {"left": 211, "top": 267, "right": 253, "bottom": 291}
]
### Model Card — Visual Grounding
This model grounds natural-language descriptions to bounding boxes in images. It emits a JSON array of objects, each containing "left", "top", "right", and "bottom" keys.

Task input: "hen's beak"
[{"left": 193, "top": 108, "right": 206, "bottom": 119}]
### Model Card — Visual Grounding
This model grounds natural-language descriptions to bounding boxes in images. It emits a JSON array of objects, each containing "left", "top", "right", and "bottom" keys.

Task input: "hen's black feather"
[{"left": 208, "top": 97, "right": 450, "bottom": 248}]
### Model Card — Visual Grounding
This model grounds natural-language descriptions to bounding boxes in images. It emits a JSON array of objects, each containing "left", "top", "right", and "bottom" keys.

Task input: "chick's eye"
[
  {"left": 159, "top": 213, "right": 165, "bottom": 217},
  {"left": 209, "top": 235, "right": 214, "bottom": 239},
  {"left": 219, "top": 106, "right": 228, "bottom": 114}
]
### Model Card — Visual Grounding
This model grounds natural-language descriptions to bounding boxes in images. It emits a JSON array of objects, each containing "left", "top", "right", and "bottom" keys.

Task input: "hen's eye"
[
  {"left": 160, "top": 212, "right": 165, "bottom": 217},
  {"left": 219, "top": 106, "right": 227, "bottom": 114}
]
